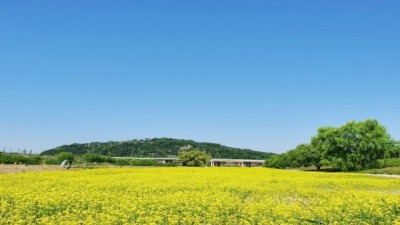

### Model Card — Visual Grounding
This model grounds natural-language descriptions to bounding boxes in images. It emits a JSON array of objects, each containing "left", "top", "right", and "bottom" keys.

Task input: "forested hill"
[{"left": 40, "top": 138, "right": 274, "bottom": 159}]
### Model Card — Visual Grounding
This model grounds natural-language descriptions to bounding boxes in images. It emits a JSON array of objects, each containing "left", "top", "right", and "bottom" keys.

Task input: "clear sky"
[{"left": 1, "top": 1, "right": 399, "bottom": 154}]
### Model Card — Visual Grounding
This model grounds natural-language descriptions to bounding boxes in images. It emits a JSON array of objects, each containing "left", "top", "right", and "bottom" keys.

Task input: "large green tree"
[
  {"left": 311, "top": 119, "right": 392, "bottom": 171},
  {"left": 178, "top": 150, "right": 211, "bottom": 167},
  {"left": 264, "top": 153, "right": 290, "bottom": 169},
  {"left": 290, "top": 144, "right": 323, "bottom": 170},
  {"left": 265, "top": 144, "right": 322, "bottom": 170}
]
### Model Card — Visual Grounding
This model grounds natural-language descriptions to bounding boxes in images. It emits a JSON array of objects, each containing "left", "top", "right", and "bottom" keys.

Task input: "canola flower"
[{"left": 1, "top": 167, "right": 400, "bottom": 225}]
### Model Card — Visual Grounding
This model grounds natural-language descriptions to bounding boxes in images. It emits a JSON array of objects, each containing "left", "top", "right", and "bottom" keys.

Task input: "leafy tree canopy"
[
  {"left": 385, "top": 141, "right": 400, "bottom": 158},
  {"left": 265, "top": 119, "right": 397, "bottom": 172},
  {"left": 265, "top": 144, "right": 323, "bottom": 170},
  {"left": 311, "top": 119, "right": 393, "bottom": 171},
  {"left": 178, "top": 150, "right": 211, "bottom": 167},
  {"left": 264, "top": 153, "right": 290, "bottom": 169}
]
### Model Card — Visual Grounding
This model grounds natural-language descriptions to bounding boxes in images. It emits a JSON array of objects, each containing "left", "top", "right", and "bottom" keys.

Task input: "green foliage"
[
  {"left": 362, "top": 166, "right": 400, "bottom": 175},
  {"left": 178, "top": 150, "right": 211, "bottom": 167},
  {"left": 112, "top": 158, "right": 174, "bottom": 167},
  {"left": 264, "top": 144, "right": 323, "bottom": 169},
  {"left": 385, "top": 141, "right": 400, "bottom": 158},
  {"left": 311, "top": 119, "right": 393, "bottom": 171},
  {"left": 129, "top": 159, "right": 158, "bottom": 166},
  {"left": 264, "top": 154, "right": 290, "bottom": 169},
  {"left": 83, "top": 153, "right": 115, "bottom": 163},
  {"left": 159, "top": 162, "right": 178, "bottom": 167},
  {"left": 266, "top": 119, "right": 396, "bottom": 172},
  {"left": 41, "top": 156, "right": 60, "bottom": 165},
  {"left": 0, "top": 153, "right": 42, "bottom": 165},
  {"left": 40, "top": 138, "right": 274, "bottom": 160},
  {"left": 381, "top": 158, "right": 400, "bottom": 167},
  {"left": 288, "top": 144, "right": 322, "bottom": 169},
  {"left": 56, "top": 152, "right": 74, "bottom": 163}
]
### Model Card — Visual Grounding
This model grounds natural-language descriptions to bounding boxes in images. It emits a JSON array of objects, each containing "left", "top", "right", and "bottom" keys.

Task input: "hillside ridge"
[{"left": 40, "top": 138, "right": 274, "bottom": 160}]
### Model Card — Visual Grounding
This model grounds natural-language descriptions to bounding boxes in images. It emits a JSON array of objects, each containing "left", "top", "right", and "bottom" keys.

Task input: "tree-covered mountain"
[{"left": 40, "top": 138, "right": 274, "bottom": 160}]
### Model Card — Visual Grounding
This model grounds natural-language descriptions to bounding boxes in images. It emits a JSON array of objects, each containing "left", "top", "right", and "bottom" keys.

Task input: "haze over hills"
[{"left": 40, "top": 138, "right": 274, "bottom": 160}]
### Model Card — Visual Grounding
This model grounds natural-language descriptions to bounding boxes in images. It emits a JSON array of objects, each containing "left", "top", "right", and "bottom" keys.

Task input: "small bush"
[
  {"left": 83, "top": 153, "right": 115, "bottom": 163},
  {"left": 129, "top": 159, "right": 158, "bottom": 166},
  {"left": 56, "top": 152, "right": 75, "bottom": 163}
]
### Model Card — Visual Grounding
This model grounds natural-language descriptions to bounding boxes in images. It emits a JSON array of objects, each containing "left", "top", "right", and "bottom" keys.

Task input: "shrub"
[
  {"left": 83, "top": 153, "right": 115, "bottom": 163},
  {"left": 56, "top": 152, "right": 75, "bottom": 163},
  {"left": 129, "top": 159, "right": 158, "bottom": 166}
]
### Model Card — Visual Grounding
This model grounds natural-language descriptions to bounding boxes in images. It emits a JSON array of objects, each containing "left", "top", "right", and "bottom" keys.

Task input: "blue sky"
[{"left": 1, "top": 1, "right": 399, "bottom": 153}]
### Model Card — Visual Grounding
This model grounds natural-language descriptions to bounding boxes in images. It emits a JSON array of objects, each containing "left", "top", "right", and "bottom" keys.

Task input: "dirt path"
[
  {"left": 0, "top": 164, "right": 66, "bottom": 174},
  {"left": 366, "top": 174, "right": 400, "bottom": 179}
]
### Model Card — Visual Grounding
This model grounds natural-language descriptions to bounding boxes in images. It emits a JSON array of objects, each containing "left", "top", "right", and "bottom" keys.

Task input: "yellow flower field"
[{"left": 1, "top": 167, "right": 400, "bottom": 224}]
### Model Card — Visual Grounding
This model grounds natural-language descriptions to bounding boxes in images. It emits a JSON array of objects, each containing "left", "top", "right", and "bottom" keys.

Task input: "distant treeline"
[
  {"left": 0, "top": 152, "right": 59, "bottom": 165},
  {"left": 40, "top": 138, "right": 274, "bottom": 160},
  {"left": 0, "top": 152, "right": 178, "bottom": 167}
]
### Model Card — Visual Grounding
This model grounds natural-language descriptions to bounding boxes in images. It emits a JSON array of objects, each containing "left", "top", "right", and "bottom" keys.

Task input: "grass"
[
  {"left": 362, "top": 159, "right": 400, "bottom": 175},
  {"left": 381, "top": 158, "right": 400, "bottom": 167},
  {"left": 291, "top": 166, "right": 341, "bottom": 172},
  {"left": 362, "top": 166, "right": 400, "bottom": 175},
  {"left": 292, "top": 164, "right": 400, "bottom": 175}
]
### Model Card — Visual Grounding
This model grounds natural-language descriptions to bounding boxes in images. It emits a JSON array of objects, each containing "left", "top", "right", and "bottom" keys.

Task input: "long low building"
[
  {"left": 114, "top": 157, "right": 265, "bottom": 167},
  {"left": 210, "top": 159, "right": 264, "bottom": 167}
]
